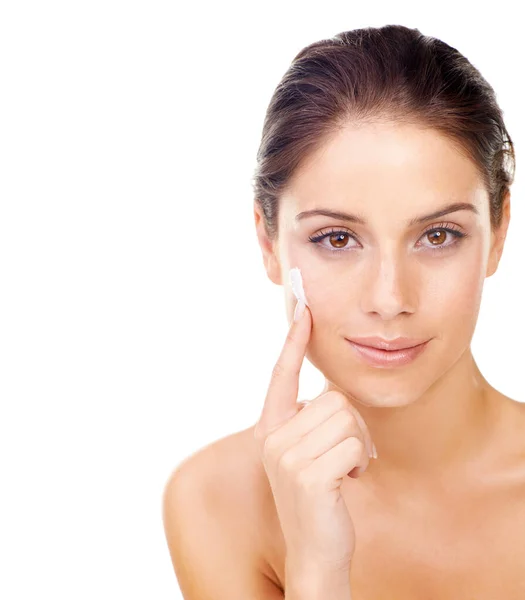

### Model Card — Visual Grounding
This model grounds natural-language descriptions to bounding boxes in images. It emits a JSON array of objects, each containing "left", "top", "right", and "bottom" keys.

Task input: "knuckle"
[
  {"left": 346, "top": 435, "right": 365, "bottom": 456},
  {"left": 326, "top": 391, "right": 349, "bottom": 412},
  {"left": 270, "top": 360, "right": 286, "bottom": 381},
  {"left": 285, "top": 329, "right": 299, "bottom": 347},
  {"left": 338, "top": 409, "right": 356, "bottom": 430},
  {"left": 279, "top": 448, "right": 299, "bottom": 473},
  {"left": 296, "top": 466, "right": 317, "bottom": 492}
]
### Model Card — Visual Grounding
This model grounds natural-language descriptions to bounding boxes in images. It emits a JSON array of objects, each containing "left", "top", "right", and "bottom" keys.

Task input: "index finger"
[{"left": 255, "top": 300, "right": 312, "bottom": 440}]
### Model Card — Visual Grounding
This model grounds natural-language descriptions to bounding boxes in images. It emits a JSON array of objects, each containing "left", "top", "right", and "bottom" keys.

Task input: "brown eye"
[
  {"left": 308, "top": 228, "right": 358, "bottom": 253},
  {"left": 426, "top": 230, "right": 447, "bottom": 245},
  {"left": 418, "top": 224, "right": 467, "bottom": 251},
  {"left": 329, "top": 232, "right": 350, "bottom": 248}
]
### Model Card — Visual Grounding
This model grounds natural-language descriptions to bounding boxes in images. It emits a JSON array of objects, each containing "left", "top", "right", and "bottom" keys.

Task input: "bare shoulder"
[
  {"left": 496, "top": 395, "right": 525, "bottom": 462},
  {"left": 162, "top": 425, "right": 282, "bottom": 598},
  {"left": 163, "top": 424, "right": 268, "bottom": 518}
]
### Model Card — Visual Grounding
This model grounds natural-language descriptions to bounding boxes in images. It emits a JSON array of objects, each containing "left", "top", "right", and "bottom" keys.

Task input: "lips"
[
  {"left": 346, "top": 336, "right": 429, "bottom": 351},
  {"left": 346, "top": 338, "right": 430, "bottom": 368}
]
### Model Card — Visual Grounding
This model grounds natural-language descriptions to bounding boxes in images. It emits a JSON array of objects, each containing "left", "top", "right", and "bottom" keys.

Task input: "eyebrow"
[{"left": 295, "top": 201, "right": 480, "bottom": 226}]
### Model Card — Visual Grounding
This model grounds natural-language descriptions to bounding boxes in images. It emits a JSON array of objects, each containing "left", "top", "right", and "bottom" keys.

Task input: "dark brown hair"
[{"left": 252, "top": 24, "right": 516, "bottom": 240}]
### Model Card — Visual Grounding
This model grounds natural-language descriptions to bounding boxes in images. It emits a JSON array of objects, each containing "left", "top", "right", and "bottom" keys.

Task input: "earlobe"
[
  {"left": 485, "top": 238, "right": 501, "bottom": 278},
  {"left": 253, "top": 202, "right": 282, "bottom": 286},
  {"left": 267, "top": 254, "right": 283, "bottom": 286}
]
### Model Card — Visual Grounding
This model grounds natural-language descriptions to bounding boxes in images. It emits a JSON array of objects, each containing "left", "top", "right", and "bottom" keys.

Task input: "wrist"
[{"left": 284, "top": 559, "right": 352, "bottom": 600}]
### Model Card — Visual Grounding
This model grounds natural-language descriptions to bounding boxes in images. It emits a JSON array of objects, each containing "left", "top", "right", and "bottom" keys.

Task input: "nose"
[{"left": 360, "top": 248, "right": 416, "bottom": 320}]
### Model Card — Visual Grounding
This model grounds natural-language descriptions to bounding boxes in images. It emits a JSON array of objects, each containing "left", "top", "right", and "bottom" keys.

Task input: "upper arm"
[{"left": 162, "top": 447, "right": 284, "bottom": 600}]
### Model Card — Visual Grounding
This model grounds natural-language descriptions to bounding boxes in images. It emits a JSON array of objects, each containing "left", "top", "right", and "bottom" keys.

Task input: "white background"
[{"left": 0, "top": 1, "right": 523, "bottom": 598}]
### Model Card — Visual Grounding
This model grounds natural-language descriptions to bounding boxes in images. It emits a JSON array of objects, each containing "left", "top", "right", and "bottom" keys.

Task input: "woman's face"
[{"left": 255, "top": 121, "right": 510, "bottom": 407}]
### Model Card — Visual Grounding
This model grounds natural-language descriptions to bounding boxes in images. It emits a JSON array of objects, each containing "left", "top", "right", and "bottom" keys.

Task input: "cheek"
[
  {"left": 410, "top": 248, "right": 487, "bottom": 387},
  {"left": 295, "top": 265, "right": 351, "bottom": 322},
  {"left": 424, "top": 244, "right": 486, "bottom": 325},
  {"left": 285, "top": 238, "right": 487, "bottom": 325},
  {"left": 284, "top": 243, "right": 334, "bottom": 309}
]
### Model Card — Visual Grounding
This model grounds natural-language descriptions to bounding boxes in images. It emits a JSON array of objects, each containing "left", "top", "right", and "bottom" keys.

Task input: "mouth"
[{"left": 345, "top": 339, "right": 430, "bottom": 368}]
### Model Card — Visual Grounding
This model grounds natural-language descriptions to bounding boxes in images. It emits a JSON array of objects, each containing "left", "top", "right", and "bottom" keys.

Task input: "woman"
[{"left": 163, "top": 24, "right": 522, "bottom": 599}]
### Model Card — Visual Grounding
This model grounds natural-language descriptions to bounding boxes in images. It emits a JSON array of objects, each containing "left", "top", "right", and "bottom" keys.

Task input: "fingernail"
[
  {"left": 290, "top": 267, "right": 308, "bottom": 306},
  {"left": 294, "top": 299, "right": 305, "bottom": 322},
  {"left": 372, "top": 443, "right": 378, "bottom": 459}
]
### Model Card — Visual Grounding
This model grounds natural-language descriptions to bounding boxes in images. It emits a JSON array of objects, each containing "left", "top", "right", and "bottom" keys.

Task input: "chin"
[
  {"left": 312, "top": 354, "right": 438, "bottom": 409},
  {"left": 338, "top": 377, "right": 430, "bottom": 407}
]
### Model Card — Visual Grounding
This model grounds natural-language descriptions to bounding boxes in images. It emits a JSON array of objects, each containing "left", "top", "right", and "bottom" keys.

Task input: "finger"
[
  {"left": 284, "top": 408, "right": 366, "bottom": 466},
  {"left": 266, "top": 391, "right": 347, "bottom": 449},
  {"left": 256, "top": 300, "right": 312, "bottom": 439},
  {"left": 286, "top": 391, "right": 376, "bottom": 460},
  {"left": 304, "top": 436, "right": 369, "bottom": 485},
  {"left": 344, "top": 401, "right": 376, "bottom": 460}
]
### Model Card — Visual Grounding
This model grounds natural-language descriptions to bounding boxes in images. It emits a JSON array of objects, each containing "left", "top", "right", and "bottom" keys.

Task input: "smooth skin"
[
  {"left": 163, "top": 122, "right": 525, "bottom": 599},
  {"left": 254, "top": 299, "right": 372, "bottom": 597},
  {"left": 163, "top": 299, "right": 371, "bottom": 599}
]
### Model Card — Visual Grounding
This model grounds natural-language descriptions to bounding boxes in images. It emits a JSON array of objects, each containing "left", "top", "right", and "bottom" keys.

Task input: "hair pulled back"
[{"left": 252, "top": 24, "right": 515, "bottom": 240}]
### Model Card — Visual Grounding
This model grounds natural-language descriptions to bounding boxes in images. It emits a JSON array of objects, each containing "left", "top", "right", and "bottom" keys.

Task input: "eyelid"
[
  {"left": 308, "top": 225, "right": 359, "bottom": 240},
  {"left": 309, "top": 221, "right": 465, "bottom": 240},
  {"left": 308, "top": 221, "right": 468, "bottom": 252},
  {"left": 422, "top": 221, "right": 465, "bottom": 234}
]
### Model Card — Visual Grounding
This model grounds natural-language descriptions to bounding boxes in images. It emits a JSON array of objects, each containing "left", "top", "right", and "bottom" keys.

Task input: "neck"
[{"left": 322, "top": 349, "right": 502, "bottom": 488}]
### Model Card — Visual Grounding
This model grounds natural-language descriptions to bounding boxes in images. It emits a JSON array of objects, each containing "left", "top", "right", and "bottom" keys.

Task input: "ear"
[
  {"left": 486, "top": 190, "right": 511, "bottom": 278},
  {"left": 253, "top": 201, "right": 282, "bottom": 285}
]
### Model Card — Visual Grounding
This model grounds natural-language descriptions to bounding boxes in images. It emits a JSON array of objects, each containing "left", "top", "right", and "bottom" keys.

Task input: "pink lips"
[{"left": 346, "top": 338, "right": 430, "bottom": 368}]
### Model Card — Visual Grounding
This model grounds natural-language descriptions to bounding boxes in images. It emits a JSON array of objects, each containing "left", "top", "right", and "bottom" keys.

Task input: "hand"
[{"left": 254, "top": 299, "right": 376, "bottom": 577}]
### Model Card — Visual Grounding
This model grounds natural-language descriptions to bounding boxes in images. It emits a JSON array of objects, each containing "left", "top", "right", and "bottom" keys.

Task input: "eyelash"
[{"left": 308, "top": 222, "right": 469, "bottom": 255}]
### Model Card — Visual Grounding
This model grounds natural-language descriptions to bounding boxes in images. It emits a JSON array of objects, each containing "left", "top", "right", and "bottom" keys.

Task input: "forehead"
[{"left": 284, "top": 122, "right": 486, "bottom": 217}]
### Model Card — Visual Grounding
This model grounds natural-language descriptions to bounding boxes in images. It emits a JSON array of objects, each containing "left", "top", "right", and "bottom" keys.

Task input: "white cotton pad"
[{"left": 289, "top": 267, "right": 309, "bottom": 306}]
